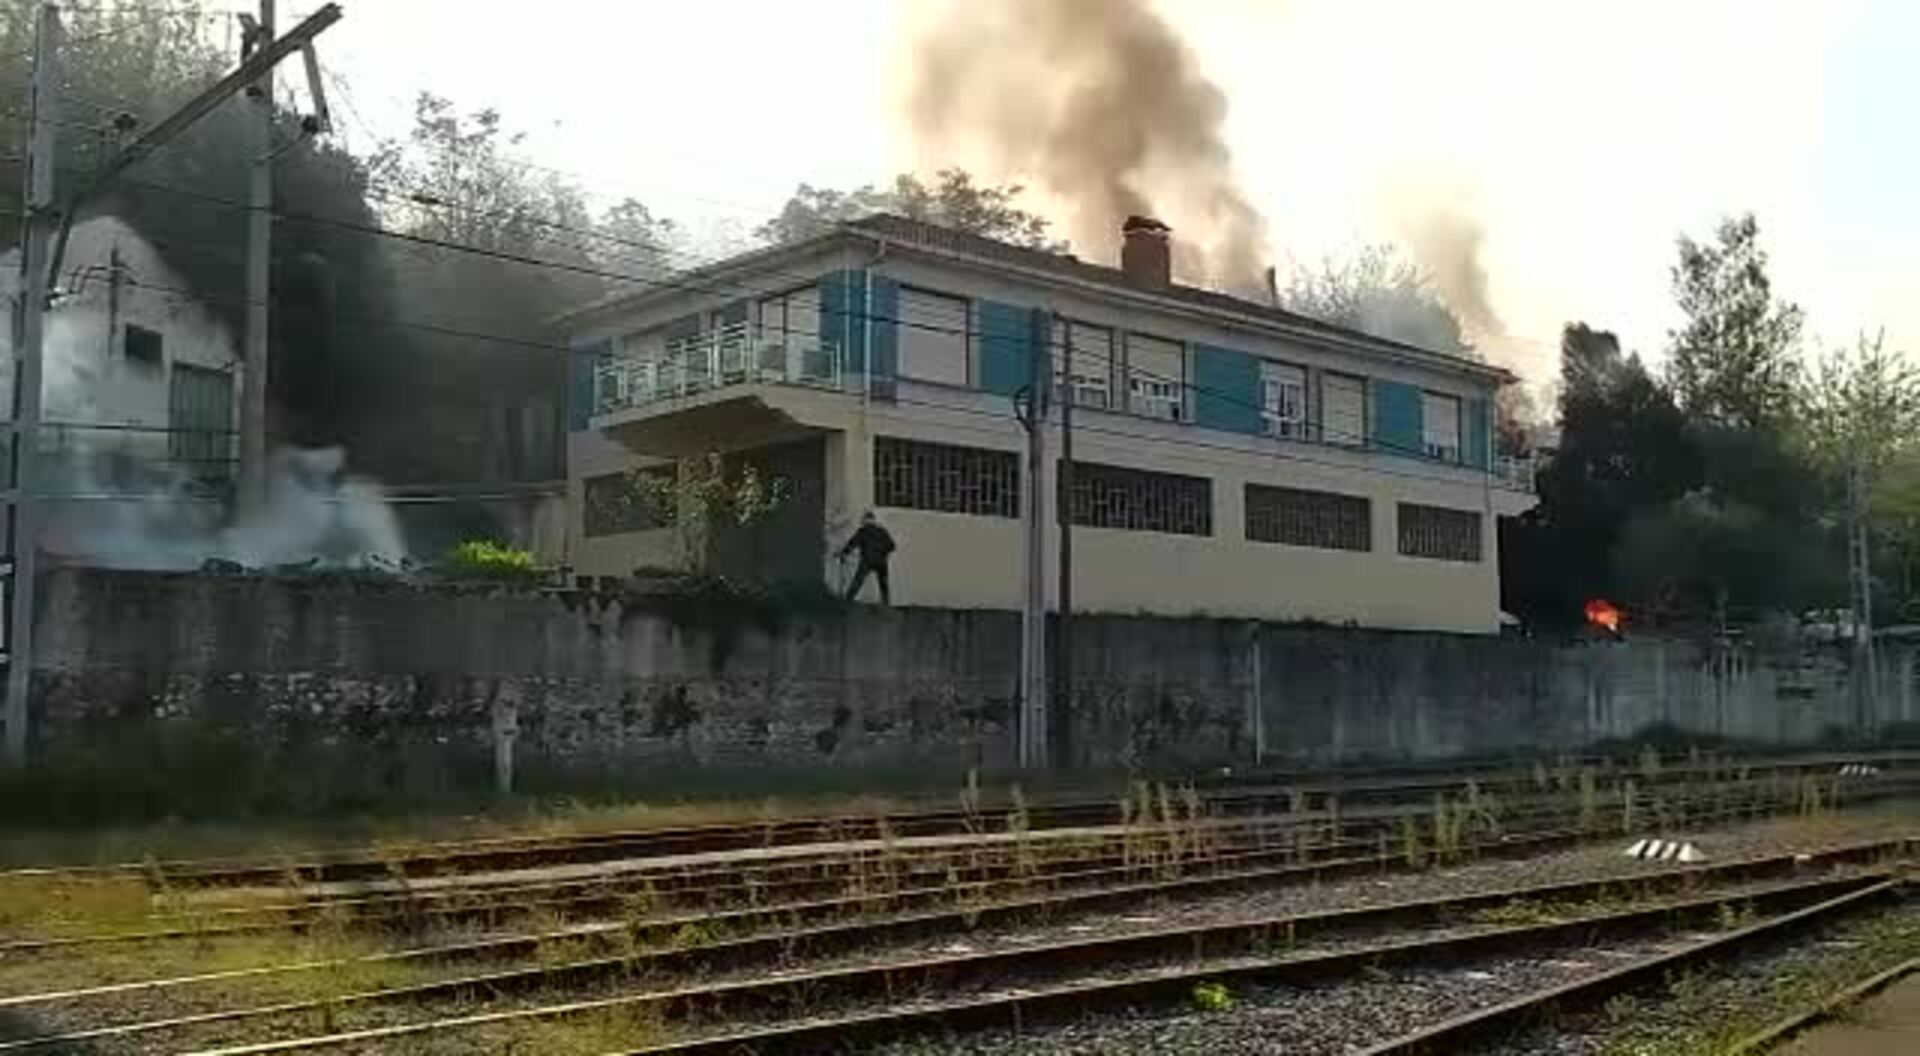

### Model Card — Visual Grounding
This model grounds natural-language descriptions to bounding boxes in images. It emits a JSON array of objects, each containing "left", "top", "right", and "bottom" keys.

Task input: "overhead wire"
[
  {"left": 4, "top": 160, "right": 1510, "bottom": 489},
  {"left": 94, "top": 261, "right": 1500, "bottom": 494}
]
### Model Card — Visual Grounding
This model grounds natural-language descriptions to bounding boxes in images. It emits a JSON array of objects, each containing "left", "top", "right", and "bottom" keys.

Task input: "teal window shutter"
[
  {"left": 817, "top": 270, "right": 868, "bottom": 376},
  {"left": 1191, "top": 344, "right": 1262, "bottom": 434},
  {"left": 1466, "top": 396, "right": 1490, "bottom": 469},
  {"left": 1372, "top": 381, "right": 1422, "bottom": 457},
  {"left": 567, "top": 337, "right": 610, "bottom": 431},
  {"left": 976, "top": 299, "right": 1035, "bottom": 396},
  {"left": 870, "top": 277, "right": 899, "bottom": 387}
]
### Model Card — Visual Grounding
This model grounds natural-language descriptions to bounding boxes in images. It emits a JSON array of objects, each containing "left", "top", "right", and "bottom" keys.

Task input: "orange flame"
[{"left": 1585, "top": 598, "right": 1623, "bottom": 635}]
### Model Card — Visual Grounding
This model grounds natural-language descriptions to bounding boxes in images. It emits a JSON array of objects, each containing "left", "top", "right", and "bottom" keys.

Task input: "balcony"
[
  {"left": 1493, "top": 453, "right": 1537, "bottom": 492},
  {"left": 595, "top": 324, "right": 848, "bottom": 415}
]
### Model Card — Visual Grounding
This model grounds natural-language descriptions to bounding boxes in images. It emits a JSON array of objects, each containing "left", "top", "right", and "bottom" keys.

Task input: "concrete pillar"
[
  {"left": 491, "top": 681, "right": 519, "bottom": 796},
  {"left": 822, "top": 430, "right": 874, "bottom": 589},
  {"left": 1244, "top": 620, "right": 1265, "bottom": 764}
]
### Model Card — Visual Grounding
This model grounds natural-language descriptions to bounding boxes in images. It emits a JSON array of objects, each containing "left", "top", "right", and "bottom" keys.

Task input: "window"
[
  {"left": 1053, "top": 319, "right": 1114, "bottom": 409},
  {"left": 898, "top": 287, "right": 970, "bottom": 387},
  {"left": 125, "top": 324, "right": 162, "bottom": 364},
  {"left": 1397, "top": 502, "right": 1481, "bottom": 562},
  {"left": 167, "top": 363, "right": 232, "bottom": 482},
  {"left": 1246, "top": 485, "right": 1370, "bottom": 551},
  {"left": 1422, "top": 391, "right": 1462, "bottom": 462},
  {"left": 1126, "top": 333, "right": 1185, "bottom": 421},
  {"left": 1064, "top": 460, "right": 1211, "bottom": 536},
  {"left": 875, "top": 437, "right": 1019, "bottom": 517},
  {"left": 757, "top": 285, "right": 819, "bottom": 342},
  {"left": 1322, "top": 373, "right": 1366, "bottom": 447},
  {"left": 1260, "top": 361, "right": 1307, "bottom": 439},
  {"left": 584, "top": 467, "right": 675, "bottom": 536}
]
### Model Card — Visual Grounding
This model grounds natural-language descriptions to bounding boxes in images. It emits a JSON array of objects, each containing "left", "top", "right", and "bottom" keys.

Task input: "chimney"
[{"left": 1120, "top": 215, "right": 1171, "bottom": 290}]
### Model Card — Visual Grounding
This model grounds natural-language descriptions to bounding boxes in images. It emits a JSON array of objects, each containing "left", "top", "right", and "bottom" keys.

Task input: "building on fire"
[{"left": 559, "top": 214, "right": 1537, "bottom": 634}]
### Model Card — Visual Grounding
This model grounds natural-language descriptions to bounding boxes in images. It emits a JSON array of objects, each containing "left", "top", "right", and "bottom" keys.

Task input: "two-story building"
[{"left": 561, "top": 214, "right": 1536, "bottom": 634}]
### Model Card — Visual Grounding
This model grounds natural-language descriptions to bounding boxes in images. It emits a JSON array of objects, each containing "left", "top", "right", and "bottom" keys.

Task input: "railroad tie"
[{"left": 1623, "top": 838, "right": 1706, "bottom": 863}]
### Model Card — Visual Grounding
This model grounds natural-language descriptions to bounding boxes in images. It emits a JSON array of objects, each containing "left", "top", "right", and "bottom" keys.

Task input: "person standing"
[{"left": 839, "top": 511, "right": 896, "bottom": 605}]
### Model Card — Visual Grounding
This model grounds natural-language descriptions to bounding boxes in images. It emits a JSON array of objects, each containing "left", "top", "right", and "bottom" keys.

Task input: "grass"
[
  {"left": 0, "top": 908, "right": 445, "bottom": 1002},
  {"left": 1191, "top": 980, "right": 1235, "bottom": 1011},
  {"left": 0, "top": 769, "right": 1901, "bottom": 1055},
  {"left": 1593, "top": 904, "right": 1920, "bottom": 1056}
]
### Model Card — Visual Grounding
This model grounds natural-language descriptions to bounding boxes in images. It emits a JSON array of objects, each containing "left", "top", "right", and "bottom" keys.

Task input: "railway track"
[
  {"left": 6, "top": 748, "right": 1903, "bottom": 890},
  {"left": 13, "top": 769, "right": 1911, "bottom": 955},
  {"left": 1, "top": 832, "right": 1909, "bottom": 1053},
  {"left": 2, "top": 753, "right": 1911, "bottom": 1054},
  {"left": 134, "top": 853, "right": 1908, "bottom": 1054}
]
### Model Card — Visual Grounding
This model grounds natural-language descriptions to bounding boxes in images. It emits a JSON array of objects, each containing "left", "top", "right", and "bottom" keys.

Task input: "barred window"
[
  {"left": 875, "top": 437, "right": 1019, "bottom": 517},
  {"left": 1397, "top": 502, "right": 1481, "bottom": 562},
  {"left": 584, "top": 467, "right": 674, "bottom": 536},
  {"left": 1245, "top": 485, "right": 1370, "bottom": 551},
  {"left": 167, "top": 363, "right": 233, "bottom": 482},
  {"left": 1064, "top": 461, "right": 1212, "bottom": 536}
]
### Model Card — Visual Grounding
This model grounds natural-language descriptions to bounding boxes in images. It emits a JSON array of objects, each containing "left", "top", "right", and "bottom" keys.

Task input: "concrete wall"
[
  {"left": 28, "top": 570, "right": 1920, "bottom": 788},
  {"left": 565, "top": 242, "right": 1532, "bottom": 633}
]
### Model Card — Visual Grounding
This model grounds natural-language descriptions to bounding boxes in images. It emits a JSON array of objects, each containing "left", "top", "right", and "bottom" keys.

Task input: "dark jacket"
[{"left": 840, "top": 524, "right": 896, "bottom": 567}]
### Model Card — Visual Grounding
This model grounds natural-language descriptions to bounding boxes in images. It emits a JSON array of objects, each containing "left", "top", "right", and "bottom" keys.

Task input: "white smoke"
[{"left": 49, "top": 447, "right": 408, "bottom": 571}]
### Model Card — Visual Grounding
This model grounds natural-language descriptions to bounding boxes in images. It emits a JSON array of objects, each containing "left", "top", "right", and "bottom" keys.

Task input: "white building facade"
[
  {"left": 3, "top": 215, "right": 240, "bottom": 494},
  {"left": 562, "top": 216, "right": 1536, "bottom": 634}
]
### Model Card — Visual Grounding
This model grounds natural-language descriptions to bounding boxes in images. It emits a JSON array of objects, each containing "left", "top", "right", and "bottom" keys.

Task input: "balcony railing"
[
  {"left": 595, "top": 324, "right": 846, "bottom": 415},
  {"left": 1493, "top": 453, "right": 1537, "bottom": 492}
]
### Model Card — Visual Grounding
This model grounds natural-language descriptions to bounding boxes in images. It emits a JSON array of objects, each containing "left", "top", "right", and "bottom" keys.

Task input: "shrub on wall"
[{"left": 443, "top": 540, "right": 539, "bottom": 582}]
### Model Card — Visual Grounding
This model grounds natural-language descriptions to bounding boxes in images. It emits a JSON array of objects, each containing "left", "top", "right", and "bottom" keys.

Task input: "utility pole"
[
  {"left": 1052, "top": 315, "right": 1073, "bottom": 768},
  {"left": 2, "top": 4, "right": 338, "bottom": 768},
  {"left": 1849, "top": 454, "right": 1878, "bottom": 730},
  {"left": 1016, "top": 310, "right": 1050, "bottom": 769},
  {"left": 239, "top": 0, "right": 276, "bottom": 517},
  {"left": 4, "top": 2, "right": 60, "bottom": 767}
]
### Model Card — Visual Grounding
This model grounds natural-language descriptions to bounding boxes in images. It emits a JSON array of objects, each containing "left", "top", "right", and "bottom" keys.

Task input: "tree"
[
  {"left": 361, "top": 94, "right": 686, "bottom": 484},
  {"left": 1500, "top": 324, "right": 1701, "bottom": 627},
  {"left": 1279, "top": 244, "right": 1471, "bottom": 356},
  {"left": 757, "top": 168, "right": 1061, "bottom": 249},
  {"left": 629, "top": 453, "right": 790, "bottom": 577},
  {"left": 1613, "top": 488, "right": 1828, "bottom": 626},
  {"left": 1799, "top": 332, "right": 1920, "bottom": 481},
  {"left": 1667, "top": 214, "right": 1804, "bottom": 429},
  {"left": 1494, "top": 384, "right": 1540, "bottom": 458},
  {"left": 596, "top": 197, "right": 679, "bottom": 279},
  {"left": 1798, "top": 331, "right": 1920, "bottom": 627},
  {"left": 1873, "top": 451, "right": 1920, "bottom": 621}
]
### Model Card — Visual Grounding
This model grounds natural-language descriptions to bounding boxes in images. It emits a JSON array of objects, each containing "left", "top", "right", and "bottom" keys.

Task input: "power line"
[
  {"left": 101, "top": 225, "right": 1487, "bottom": 479},
  {"left": 13, "top": 158, "right": 1509, "bottom": 479},
  {"left": 105, "top": 270, "right": 1497, "bottom": 493}
]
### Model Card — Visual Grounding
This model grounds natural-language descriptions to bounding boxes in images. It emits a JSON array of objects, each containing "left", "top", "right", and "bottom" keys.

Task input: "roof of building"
[{"left": 562, "top": 213, "right": 1515, "bottom": 384}]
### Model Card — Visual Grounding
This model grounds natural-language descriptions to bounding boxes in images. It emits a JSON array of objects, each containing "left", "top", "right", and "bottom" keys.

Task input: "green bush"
[{"left": 444, "top": 540, "right": 539, "bottom": 581}]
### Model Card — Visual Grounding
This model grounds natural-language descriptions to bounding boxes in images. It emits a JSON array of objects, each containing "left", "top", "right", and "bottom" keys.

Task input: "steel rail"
[
  {"left": 7, "top": 776, "right": 1912, "bottom": 956},
  {"left": 1, "top": 772, "right": 1880, "bottom": 954},
  {"left": 11, "top": 843, "right": 1901, "bottom": 1054},
  {"left": 1351, "top": 877, "right": 1916, "bottom": 1054},
  {"left": 0, "top": 820, "right": 1342, "bottom": 953},
  {"left": 5, "top": 751, "right": 1899, "bottom": 888},
  {"left": 173, "top": 869, "right": 1901, "bottom": 1055}
]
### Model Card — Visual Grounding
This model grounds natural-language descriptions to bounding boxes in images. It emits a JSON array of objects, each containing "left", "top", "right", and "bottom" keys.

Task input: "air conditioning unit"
[
  {"left": 601, "top": 366, "right": 629, "bottom": 408},
  {"left": 1263, "top": 414, "right": 1305, "bottom": 439}
]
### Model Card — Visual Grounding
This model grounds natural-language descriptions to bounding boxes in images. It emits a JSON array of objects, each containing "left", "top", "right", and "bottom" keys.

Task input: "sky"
[{"left": 316, "top": 0, "right": 1920, "bottom": 387}]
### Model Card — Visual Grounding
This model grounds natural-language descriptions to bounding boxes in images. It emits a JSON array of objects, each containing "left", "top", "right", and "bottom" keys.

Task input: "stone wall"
[{"left": 26, "top": 569, "right": 1920, "bottom": 799}]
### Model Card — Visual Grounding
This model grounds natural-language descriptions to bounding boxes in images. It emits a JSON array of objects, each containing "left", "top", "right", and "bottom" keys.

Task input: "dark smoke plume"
[{"left": 907, "top": 0, "right": 1269, "bottom": 295}]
